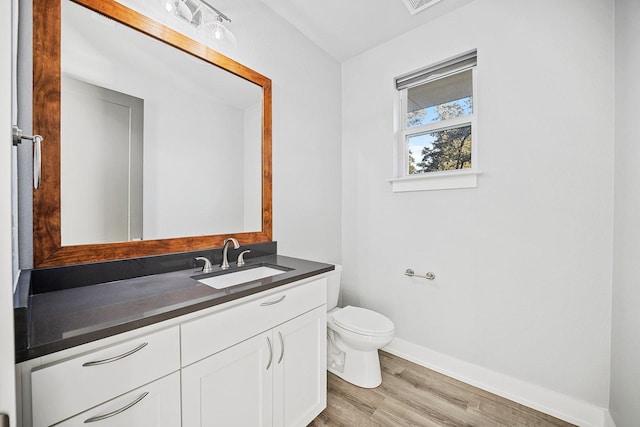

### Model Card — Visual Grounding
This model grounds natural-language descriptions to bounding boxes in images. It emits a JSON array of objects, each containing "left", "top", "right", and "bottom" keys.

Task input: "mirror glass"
[
  {"left": 32, "top": 0, "right": 272, "bottom": 267},
  {"left": 61, "top": 0, "right": 263, "bottom": 246}
]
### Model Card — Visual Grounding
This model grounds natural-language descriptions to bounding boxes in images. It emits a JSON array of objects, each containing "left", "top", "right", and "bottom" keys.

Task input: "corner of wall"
[{"left": 604, "top": 410, "right": 617, "bottom": 427}]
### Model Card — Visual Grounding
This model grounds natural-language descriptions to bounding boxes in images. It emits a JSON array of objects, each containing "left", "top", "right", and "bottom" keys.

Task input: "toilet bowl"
[{"left": 326, "top": 266, "right": 395, "bottom": 388}]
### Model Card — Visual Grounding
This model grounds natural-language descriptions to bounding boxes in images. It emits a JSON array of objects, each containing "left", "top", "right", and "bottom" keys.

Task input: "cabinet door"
[
  {"left": 55, "top": 372, "right": 181, "bottom": 427},
  {"left": 273, "top": 306, "right": 327, "bottom": 427},
  {"left": 182, "top": 330, "right": 273, "bottom": 427}
]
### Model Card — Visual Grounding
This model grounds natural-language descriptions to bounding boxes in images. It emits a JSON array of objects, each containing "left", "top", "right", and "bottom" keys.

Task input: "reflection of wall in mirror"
[
  {"left": 144, "top": 84, "right": 246, "bottom": 240},
  {"left": 61, "top": 0, "right": 263, "bottom": 243},
  {"left": 244, "top": 102, "right": 262, "bottom": 232}
]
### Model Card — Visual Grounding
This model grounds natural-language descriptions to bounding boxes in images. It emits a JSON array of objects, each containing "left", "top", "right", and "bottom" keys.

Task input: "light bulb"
[
  {"left": 214, "top": 23, "right": 223, "bottom": 40},
  {"left": 207, "top": 18, "right": 237, "bottom": 48}
]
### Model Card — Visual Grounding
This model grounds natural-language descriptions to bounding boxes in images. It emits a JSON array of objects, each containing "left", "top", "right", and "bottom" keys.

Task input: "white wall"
[
  {"left": 342, "top": 0, "right": 614, "bottom": 422},
  {"left": 611, "top": 0, "right": 640, "bottom": 425},
  {"left": 2, "top": 0, "right": 17, "bottom": 423},
  {"left": 211, "top": 1, "right": 342, "bottom": 262}
]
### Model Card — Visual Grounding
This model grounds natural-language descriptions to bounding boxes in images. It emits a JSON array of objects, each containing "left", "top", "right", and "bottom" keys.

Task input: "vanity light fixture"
[
  {"left": 402, "top": 0, "right": 444, "bottom": 15},
  {"left": 163, "top": 0, "right": 237, "bottom": 47}
]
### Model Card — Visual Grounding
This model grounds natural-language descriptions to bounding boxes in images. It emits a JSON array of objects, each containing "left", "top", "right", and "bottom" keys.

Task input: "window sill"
[{"left": 388, "top": 169, "right": 481, "bottom": 192}]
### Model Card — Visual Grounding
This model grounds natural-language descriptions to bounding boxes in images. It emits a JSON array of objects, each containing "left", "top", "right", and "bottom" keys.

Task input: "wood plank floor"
[{"left": 309, "top": 351, "right": 575, "bottom": 427}]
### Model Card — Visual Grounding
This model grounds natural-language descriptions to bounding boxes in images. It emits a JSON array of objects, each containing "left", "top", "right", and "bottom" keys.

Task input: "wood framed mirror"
[{"left": 33, "top": 0, "right": 272, "bottom": 268}]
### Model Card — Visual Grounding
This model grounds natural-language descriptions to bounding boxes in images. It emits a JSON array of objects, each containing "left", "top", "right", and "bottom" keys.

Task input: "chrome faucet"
[
  {"left": 220, "top": 237, "right": 240, "bottom": 270},
  {"left": 195, "top": 256, "right": 213, "bottom": 273}
]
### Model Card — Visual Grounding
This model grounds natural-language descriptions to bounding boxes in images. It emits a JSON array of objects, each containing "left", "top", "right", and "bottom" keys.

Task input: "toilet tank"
[{"left": 326, "top": 264, "right": 342, "bottom": 310}]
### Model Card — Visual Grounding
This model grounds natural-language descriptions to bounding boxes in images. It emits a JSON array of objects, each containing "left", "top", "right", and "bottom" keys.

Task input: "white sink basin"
[{"left": 197, "top": 266, "right": 287, "bottom": 289}]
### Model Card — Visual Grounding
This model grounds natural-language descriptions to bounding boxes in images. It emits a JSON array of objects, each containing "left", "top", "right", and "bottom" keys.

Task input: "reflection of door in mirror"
[{"left": 61, "top": 76, "right": 144, "bottom": 245}]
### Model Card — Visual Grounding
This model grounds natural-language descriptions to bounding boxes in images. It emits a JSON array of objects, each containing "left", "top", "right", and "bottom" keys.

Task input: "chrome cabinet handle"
[
  {"left": 84, "top": 392, "right": 149, "bottom": 423},
  {"left": 82, "top": 342, "right": 148, "bottom": 367},
  {"left": 277, "top": 331, "right": 284, "bottom": 364},
  {"left": 266, "top": 337, "right": 273, "bottom": 370},
  {"left": 260, "top": 295, "right": 286, "bottom": 306}
]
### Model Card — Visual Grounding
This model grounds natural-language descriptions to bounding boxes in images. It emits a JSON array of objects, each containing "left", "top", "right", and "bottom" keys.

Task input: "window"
[{"left": 390, "top": 50, "right": 479, "bottom": 192}]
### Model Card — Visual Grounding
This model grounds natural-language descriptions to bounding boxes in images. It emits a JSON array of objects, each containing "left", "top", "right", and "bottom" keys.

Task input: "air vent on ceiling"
[{"left": 402, "top": 0, "right": 444, "bottom": 15}]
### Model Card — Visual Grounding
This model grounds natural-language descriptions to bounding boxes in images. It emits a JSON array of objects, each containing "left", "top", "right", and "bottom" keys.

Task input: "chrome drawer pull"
[
  {"left": 266, "top": 337, "right": 273, "bottom": 370},
  {"left": 277, "top": 331, "right": 284, "bottom": 364},
  {"left": 82, "top": 342, "right": 148, "bottom": 367},
  {"left": 260, "top": 295, "right": 286, "bottom": 306},
  {"left": 84, "top": 392, "right": 149, "bottom": 423}
]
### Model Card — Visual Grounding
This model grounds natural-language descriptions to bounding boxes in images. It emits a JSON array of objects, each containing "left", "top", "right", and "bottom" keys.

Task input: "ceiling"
[{"left": 260, "top": 0, "right": 476, "bottom": 62}]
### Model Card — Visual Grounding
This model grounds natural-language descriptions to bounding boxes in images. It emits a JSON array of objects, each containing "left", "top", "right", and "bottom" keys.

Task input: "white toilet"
[{"left": 326, "top": 265, "right": 395, "bottom": 388}]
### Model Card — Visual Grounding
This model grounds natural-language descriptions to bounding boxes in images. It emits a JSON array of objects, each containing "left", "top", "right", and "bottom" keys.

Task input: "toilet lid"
[{"left": 332, "top": 306, "right": 394, "bottom": 336}]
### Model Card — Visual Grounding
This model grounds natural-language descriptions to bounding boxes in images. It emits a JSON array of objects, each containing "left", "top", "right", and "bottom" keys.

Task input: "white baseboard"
[{"left": 383, "top": 338, "right": 613, "bottom": 427}]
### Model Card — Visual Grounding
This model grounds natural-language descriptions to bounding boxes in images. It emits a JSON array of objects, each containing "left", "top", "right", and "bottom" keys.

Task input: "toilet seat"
[{"left": 332, "top": 306, "right": 394, "bottom": 337}]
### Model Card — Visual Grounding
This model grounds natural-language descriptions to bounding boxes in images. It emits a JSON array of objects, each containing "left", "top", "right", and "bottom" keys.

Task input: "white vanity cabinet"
[
  {"left": 181, "top": 278, "right": 327, "bottom": 427},
  {"left": 30, "top": 326, "right": 180, "bottom": 427},
  {"left": 22, "top": 275, "right": 328, "bottom": 427}
]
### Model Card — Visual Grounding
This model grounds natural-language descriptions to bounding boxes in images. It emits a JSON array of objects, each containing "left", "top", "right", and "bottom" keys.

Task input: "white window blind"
[
  {"left": 406, "top": 70, "right": 472, "bottom": 116},
  {"left": 395, "top": 50, "right": 477, "bottom": 90}
]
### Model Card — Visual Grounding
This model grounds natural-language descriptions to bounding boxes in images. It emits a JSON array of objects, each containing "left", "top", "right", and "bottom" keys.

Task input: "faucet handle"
[
  {"left": 195, "top": 256, "right": 213, "bottom": 273},
  {"left": 237, "top": 250, "right": 251, "bottom": 267}
]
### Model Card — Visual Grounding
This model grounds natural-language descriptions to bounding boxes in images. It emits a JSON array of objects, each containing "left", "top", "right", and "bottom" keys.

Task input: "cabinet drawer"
[
  {"left": 181, "top": 277, "right": 327, "bottom": 366},
  {"left": 31, "top": 326, "right": 180, "bottom": 427},
  {"left": 55, "top": 372, "right": 181, "bottom": 427}
]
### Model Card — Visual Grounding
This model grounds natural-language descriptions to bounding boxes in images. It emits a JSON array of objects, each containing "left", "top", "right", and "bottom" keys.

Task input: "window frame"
[{"left": 391, "top": 56, "right": 480, "bottom": 192}]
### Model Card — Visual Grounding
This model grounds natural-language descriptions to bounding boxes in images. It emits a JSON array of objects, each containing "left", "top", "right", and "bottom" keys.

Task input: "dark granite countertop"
[{"left": 14, "top": 243, "right": 333, "bottom": 363}]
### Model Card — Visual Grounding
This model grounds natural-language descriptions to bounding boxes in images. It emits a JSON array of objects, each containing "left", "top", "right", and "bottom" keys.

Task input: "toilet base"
[{"left": 328, "top": 346, "right": 382, "bottom": 388}]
